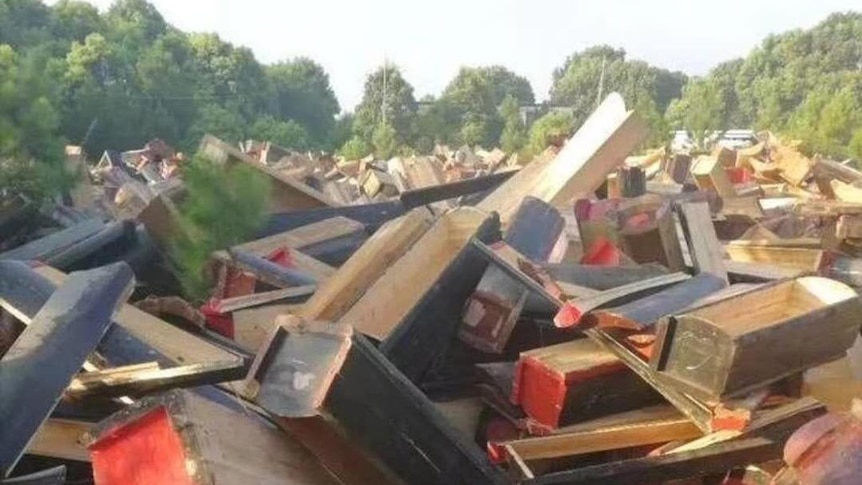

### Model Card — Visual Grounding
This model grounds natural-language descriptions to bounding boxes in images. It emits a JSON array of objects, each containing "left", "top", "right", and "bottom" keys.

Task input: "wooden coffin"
[
  {"left": 512, "top": 339, "right": 660, "bottom": 429},
  {"left": 652, "top": 277, "right": 862, "bottom": 401},
  {"left": 89, "top": 390, "right": 338, "bottom": 485}
]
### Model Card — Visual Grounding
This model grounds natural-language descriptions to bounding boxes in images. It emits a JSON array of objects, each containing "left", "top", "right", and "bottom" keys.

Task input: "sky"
[{"left": 57, "top": 0, "right": 862, "bottom": 111}]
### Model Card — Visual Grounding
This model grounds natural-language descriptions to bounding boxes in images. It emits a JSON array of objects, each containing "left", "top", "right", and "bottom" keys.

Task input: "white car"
[
  {"left": 717, "top": 130, "right": 757, "bottom": 150},
  {"left": 671, "top": 131, "right": 695, "bottom": 152}
]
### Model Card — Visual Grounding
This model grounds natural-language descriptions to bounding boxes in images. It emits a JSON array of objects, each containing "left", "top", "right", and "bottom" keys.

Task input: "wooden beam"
[
  {"left": 652, "top": 277, "right": 862, "bottom": 401},
  {"left": 215, "top": 286, "right": 315, "bottom": 313},
  {"left": 831, "top": 179, "right": 862, "bottom": 204},
  {"left": 478, "top": 92, "right": 648, "bottom": 223},
  {"left": 836, "top": 215, "right": 862, "bottom": 240},
  {"left": 300, "top": 208, "right": 433, "bottom": 321},
  {"left": 0, "top": 263, "right": 133, "bottom": 476},
  {"left": 234, "top": 217, "right": 365, "bottom": 256}
]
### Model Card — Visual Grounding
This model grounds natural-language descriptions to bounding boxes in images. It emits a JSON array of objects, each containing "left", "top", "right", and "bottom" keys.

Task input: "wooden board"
[
  {"left": 234, "top": 217, "right": 365, "bottom": 256},
  {"left": 676, "top": 201, "right": 728, "bottom": 283},
  {"left": 504, "top": 412, "right": 701, "bottom": 461},
  {"left": 89, "top": 390, "right": 340, "bottom": 485},
  {"left": 339, "top": 207, "right": 496, "bottom": 340},
  {"left": 233, "top": 304, "right": 301, "bottom": 352},
  {"left": 652, "top": 277, "right": 862, "bottom": 400},
  {"left": 27, "top": 420, "right": 90, "bottom": 462},
  {"left": 199, "top": 134, "right": 337, "bottom": 212},
  {"left": 216, "top": 286, "right": 315, "bottom": 313},
  {"left": 478, "top": 92, "right": 648, "bottom": 223},
  {"left": 723, "top": 245, "right": 827, "bottom": 273},
  {"left": 299, "top": 209, "right": 433, "bottom": 321},
  {"left": 0, "top": 263, "right": 133, "bottom": 476},
  {"left": 34, "top": 265, "right": 241, "bottom": 367}
]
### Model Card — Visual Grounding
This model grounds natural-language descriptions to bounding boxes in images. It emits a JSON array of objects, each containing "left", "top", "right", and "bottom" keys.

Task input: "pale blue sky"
[{"left": 62, "top": 0, "right": 861, "bottom": 110}]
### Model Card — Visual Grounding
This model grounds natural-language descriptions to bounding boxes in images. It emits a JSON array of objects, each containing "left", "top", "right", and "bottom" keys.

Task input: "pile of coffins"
[{"left": 3, "top": 92, "right": 862, "bottom": 485}]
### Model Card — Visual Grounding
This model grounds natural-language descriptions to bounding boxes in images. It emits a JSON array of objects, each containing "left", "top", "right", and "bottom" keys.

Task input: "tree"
[
  {"left": 372, "top": 122, "right": 398, "bottom": 159},
  {"left": 527, "top": 111, "right": 574, "bottom": 156},
  {"left": 550, "top": 45, "right": 686, "bottom": 129},
  {"left": 266, "top": 58, "right": 340, "bottom": 148},
  {"left": 439, "top": 66, "right": 535, "bottom": 147},
  {"left": 249, "top": 116, "right": 310, "bottom": 150},
  {"left": 666, "top": 78, "right": 724, "bottom": 146},
  {"left": 353, "top": 64, "right": 417, "bottom": 148},
  {"left": 0, "top": 44, "right": 70, "bottom": 201},
  {"left": 171, "top": 155, "right": 270, "bottom": 300},
  {"left": 499, "top": 94, "right": 526, "bottom": 153},
  {"left": 339, "top": 135, "right": 371, "bottom": 160}
]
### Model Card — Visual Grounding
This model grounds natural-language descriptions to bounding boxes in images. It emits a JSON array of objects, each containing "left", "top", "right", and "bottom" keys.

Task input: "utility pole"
[
  {"left": 596, "top": 56, "right": 607, "bottom": 108},
  {"left": 381, "top": 57, "right": 388, "bottom": 126}
]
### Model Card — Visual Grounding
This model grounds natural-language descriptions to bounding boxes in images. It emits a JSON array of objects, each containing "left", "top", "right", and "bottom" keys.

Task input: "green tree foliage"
[
  {"left": 499, "top": 95, "right": 526, "bottom": 153},
  {"left": 338, "top": 135, "right": 371, "bottom": 160},
  {"left": 266, "top": 58, "right": 340, "bottom": 148},
  {"left": 171, "top": 155, "right": 270, "bottom": 300},
  {"left": 353, "top": 64, "right": 417, "bottom": 148},
  {"left": 527, "top": 111, "right": 574, "bottom": 156},
  {"left": 440, "top": 66, "right": 535, "bottom": 147},
  {"left": 0, "top": 44, "right": 70, "bottom": 201},
  {"left": 372, "top": 122, "right": 398, "bottom": 160},
  {"left": 551, "top": 45, "right": 686, "bottom": 129},
  {"left": 249, "top": 116, "right": 310, "bottom": 150},
  {"left": 666, "top": 78, "right": 724, "bottom": 145},
  {"left": 673, "top": 12, "right": 862, "bottom": 158}
]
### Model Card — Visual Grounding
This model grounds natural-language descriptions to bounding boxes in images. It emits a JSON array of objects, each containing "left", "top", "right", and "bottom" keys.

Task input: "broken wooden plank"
[
  {"left": 260, "top": 200, "right": 405, "bottom": 236},
  {"left": 553, "top": 272, "right": 691, "bottom": 328},
  {"left": 0, "top": 466, "right": 66, "bottom": 485},
  {"left": 513, "top": 338, "right": 661, "bottom": 429},
  {"left": 0, "top": 263, "right": 134, "bottom": 476},
  {"left": 300, "top": 208, "right": 433, "bottom": 321},
  {"left": 542, "top": 263, "right": 670, "bottom": 290},
  {"left": 215, "top": 286, "right": 315, "bottom": 313},
  {"left": 460, "top": 197, "right": 564, "bottom": 353},
  {"left": 246, "top": 316, "right": 352, "bottom": 418},
  {"left": 479, "top": 92, "right": 648, "bottom": 222},
  {"left": 234, "top": 217, "right": 365, "bottom": 257},
  {"left": 89, "top": 390, "right": 340, "bottom": 485},
  {"left": 583, "top": 273, "right": 728, "bottom": 331},
  {"left": 399, "top": 169, "right": 517, "bottom": 209},
  {"left": 652, "top": 277, "right": 862, "bottom": 401},
  {"left": 503, "top": 411, "right": 701, "bottom": 462},
  {"left": 229, "top": 249, "right": 320, "bottom": 287},
  {"left": 676, "top": 201, "right": 728, "bottom": 283},
  {"left": 67, "top": 359, "right": 247, "bottom": 399},
  {"left": 522, "top": 435, "right": 784, "bottom": 485},
  {"left": 26, "top": 264, "right": 246, "bottom": 378}
]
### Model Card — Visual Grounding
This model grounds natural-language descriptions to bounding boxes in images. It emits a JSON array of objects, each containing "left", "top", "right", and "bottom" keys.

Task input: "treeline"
[{"left": 3, "top": 0, "right": 862, "bottom": 200}]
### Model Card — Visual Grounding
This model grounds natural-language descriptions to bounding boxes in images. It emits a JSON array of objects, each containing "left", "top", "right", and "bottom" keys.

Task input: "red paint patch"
[
  {"left": 554, "top": 303, "right": 583, "bottom": 328},
  {"left": 580, "top": 238, "right": 621, "bottom": 266},
  {"left": 91, "top": 407, "right": 195, "bottom": 485}
]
